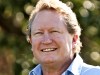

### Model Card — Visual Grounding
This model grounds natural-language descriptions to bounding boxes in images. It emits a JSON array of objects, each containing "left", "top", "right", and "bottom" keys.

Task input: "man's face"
[{"left": 30, "top": 9, "right": 75, "bottom": 65}]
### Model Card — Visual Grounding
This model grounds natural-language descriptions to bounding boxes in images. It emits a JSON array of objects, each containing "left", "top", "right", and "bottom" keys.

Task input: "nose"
[{"left": 42, "top": 33, "right": 52, "bottom": 44}]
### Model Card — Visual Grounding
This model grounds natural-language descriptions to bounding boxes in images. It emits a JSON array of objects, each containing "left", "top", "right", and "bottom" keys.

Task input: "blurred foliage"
[{"left": 0, "top": 0, "right": 100, "bottom": 75}]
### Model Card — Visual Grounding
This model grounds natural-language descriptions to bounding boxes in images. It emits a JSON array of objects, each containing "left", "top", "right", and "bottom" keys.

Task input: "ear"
[
  {"left": 72, "top": 34, "right": 78, "bottom": 49},
  {"left": 27, "top": 36, "right": 32, "bottom": 44},
  {"left": 73, "top": 34, "right": 78, "bottom": 43}
]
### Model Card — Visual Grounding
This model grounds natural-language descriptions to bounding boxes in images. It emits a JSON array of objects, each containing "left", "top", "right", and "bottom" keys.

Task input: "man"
[{"left": 27, "top": 0, "right": 100, "bottom": 75}]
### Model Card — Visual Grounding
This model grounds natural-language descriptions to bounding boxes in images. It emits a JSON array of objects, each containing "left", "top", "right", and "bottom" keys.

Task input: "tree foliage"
[{"left": 0, "top": 0, "right": 100, "bottom": 75}]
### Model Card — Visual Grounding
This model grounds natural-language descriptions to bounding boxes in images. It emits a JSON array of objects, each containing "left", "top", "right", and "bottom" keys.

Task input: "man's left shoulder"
[{"left": 81, "top": 63, "right": 100, "bottom": 75}]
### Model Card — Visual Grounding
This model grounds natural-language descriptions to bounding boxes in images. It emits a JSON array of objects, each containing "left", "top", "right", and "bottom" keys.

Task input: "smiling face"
[{"left": 30, "top": 9, "right": 76, "bottom": 65}]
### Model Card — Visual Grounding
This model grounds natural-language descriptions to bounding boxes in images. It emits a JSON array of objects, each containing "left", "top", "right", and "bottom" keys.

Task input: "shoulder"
[{"left": 81, "top": 63, "right": 100, "bottom": 75}]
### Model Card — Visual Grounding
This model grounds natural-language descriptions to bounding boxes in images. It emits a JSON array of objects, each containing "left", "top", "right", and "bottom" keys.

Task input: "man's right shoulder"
[{"left": 81, "top": 63, "right": 100, "bottom": 75}]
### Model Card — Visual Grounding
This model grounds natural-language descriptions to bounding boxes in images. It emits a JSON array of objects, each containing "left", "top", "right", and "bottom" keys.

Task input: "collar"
[
  {"left": 29, "top": 64, "right": 42, "bottom": 75},
  {"left": 66, "top": 54, "right": 83, "bottom": 75},
  {"left": 29, "top": 54, "right": 83, "bottom": 75}
]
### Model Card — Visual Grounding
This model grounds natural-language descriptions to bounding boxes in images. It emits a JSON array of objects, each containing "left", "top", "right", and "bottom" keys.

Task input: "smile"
[{"left": 41, "top": 48, "right": 57, "bottom": 52}]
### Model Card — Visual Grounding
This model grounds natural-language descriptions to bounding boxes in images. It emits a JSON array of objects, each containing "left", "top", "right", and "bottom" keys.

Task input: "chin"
[{"left": 40, "top": 59, "right": 56, "bottom": 65}]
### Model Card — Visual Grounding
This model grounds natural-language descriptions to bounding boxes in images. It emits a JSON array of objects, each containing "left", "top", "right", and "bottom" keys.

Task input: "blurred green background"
[{"left": 0, "top": 0, "right": 100, "bottom": 75}]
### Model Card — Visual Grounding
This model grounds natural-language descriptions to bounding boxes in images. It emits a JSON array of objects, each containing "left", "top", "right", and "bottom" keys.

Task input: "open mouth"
[{"left": 41, "top": 48, "right": 57, "bottom": 52}]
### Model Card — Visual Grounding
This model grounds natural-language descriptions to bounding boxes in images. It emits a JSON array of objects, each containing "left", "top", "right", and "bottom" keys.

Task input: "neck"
[{"left": 41, "top": 59, "right": 73, "bottom": 75}]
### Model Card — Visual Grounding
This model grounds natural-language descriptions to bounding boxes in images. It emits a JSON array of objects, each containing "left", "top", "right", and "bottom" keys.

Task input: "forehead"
[
  {"left": 36, "top": 9, "right": 61, "bottom": 18},
  {"left": 31, "top": 9, "right": 66, "bottom": 30}
]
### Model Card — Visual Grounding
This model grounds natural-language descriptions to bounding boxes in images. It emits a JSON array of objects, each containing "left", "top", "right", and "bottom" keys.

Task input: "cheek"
[
  {"left": 31, "top": 38, "right": 41, "bottom": 57},
  {"left": 53, "top": 35, "right": 67, "bottom": 46},
  {"left": 58, "top": 35, "right": 72, "bottom": 50},
  {"left": 31, "top": 37, "right": 41, "bottom": 49}
]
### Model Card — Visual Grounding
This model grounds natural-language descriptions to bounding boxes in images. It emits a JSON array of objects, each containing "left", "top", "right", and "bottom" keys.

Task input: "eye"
[
  {"left": 51, "top": 30, "right": 60, "bottom": 33},
  {"left": 34, "top": 32, "right": 43, "bottom": 35}
]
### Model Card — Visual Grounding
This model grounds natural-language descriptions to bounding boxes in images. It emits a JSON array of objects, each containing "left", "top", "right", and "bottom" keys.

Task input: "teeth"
[{"left": 42, "top": 48, "right": 55, "bottom": 52}]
